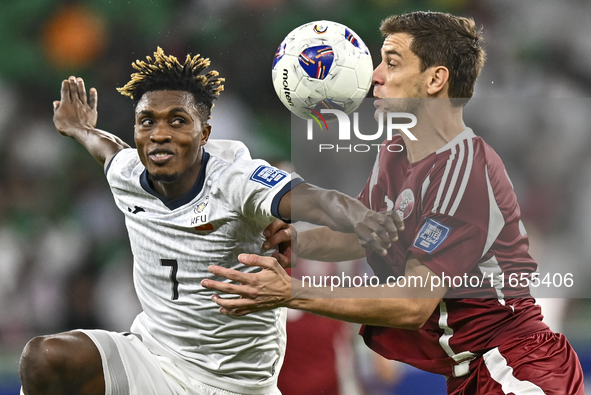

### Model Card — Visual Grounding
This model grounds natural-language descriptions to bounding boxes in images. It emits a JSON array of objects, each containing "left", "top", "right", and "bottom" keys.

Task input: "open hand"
[
  {"left": 201, "top": 254, "right": 292, "bottom": 316},
  {"left": 53, "top": 76, "right": 98, "bottom": 137}
]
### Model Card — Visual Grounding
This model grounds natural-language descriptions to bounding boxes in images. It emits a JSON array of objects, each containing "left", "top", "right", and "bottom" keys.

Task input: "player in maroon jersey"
[{"left": 202, "top": 11, "right": 584, "bottom": 395}]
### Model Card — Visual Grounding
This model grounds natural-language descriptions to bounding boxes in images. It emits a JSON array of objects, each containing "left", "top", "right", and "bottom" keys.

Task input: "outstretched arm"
[
  {"left": 262, "top": 183, "right": 404, "bottom": 266},
  {"left": 53, "top": 76, "right": 130, "bottom": 170},
  {"left": 202, "top": 253, "right": 447, "bottom": 329},
  {"left": 277, "top": 183, "right": 404, "bottom": 257},
  {"left": 263, "top": 221, "right": 364, "bottom": 267}
]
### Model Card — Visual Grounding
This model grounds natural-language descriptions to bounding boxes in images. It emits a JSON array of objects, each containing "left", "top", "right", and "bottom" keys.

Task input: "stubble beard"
[
  {"left": 148, "top": 172, "right": 178, "bottom": 184},
  {"left": 376, "top": 80, "right": 424, "bottom": 118}
]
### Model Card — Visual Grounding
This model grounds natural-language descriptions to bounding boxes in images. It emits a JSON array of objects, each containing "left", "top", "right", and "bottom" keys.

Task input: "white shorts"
[{"left": 80, "top": 329, "right": 282, "bottom": 395}]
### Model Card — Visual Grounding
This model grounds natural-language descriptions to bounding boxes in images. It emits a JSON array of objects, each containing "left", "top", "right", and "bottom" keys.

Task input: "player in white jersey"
[{"left": 18, "top": 48, "right": 400, "bottom": 395}]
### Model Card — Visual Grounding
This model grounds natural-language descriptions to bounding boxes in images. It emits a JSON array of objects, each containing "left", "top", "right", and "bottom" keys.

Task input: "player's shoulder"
[
  {"left": 205, "top": 140, "right": 292, "bottom": 195},
  {"left": 205, "top": 140, "right": 262, "bottom": 179},
  {"left": 215, "top": 157, "right": 290, "bottom": 188},
  {"left": 435, "top": 128, "right": 478, "bottom": 156},
  {"left": 423, "top": 129, "right": 491, "bottom": 202},
  {"left": 204, "top": 139, "right": 266, "bottom": 177},
  {"left": 433, "top": 128, "right": 503, "bottom": 169},
  {"left": 106, "top": 148, "right": 142, "bottom": 179},
  {"left": 204, "top": 139, "right": 252, "bottom": 164}
]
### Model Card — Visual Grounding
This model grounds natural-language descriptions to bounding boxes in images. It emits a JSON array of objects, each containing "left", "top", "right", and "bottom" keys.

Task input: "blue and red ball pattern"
[{"left": 298, "top": 45, "right": 335, "bottom": 80}]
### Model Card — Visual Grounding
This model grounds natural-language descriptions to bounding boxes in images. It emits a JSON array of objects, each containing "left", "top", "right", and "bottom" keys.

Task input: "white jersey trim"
[
  {"left": 437, "top": 301, "right": 477, "bottom": 377},
  {"left": 435, "top": 128, "right": 476, "bottom": 154},
  {"left": 440, "top": 142, "right": 463, "bottom": 215},
  {"left": 449, "top": 137, "right": 474, "bottom": 216},
  {"left": 432, "top": 145, "right": 455, "bottom": 214},
  {"left": 478, "top": 255, "right": 506, "bottom": 305},
  {"left": 483, "top": 347, "right": 546, "bottom": 394},
  {"left": 432, "top": 134, "right": 475, "bottom": 216},
  {"left": 368, "top": 150, "right": 381, "bottom": 211},
  {"left": 483, "top": 164, "right": 506, "bottom": 257}
]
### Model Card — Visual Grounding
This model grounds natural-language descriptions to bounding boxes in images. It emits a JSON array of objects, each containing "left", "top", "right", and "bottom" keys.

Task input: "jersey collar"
[{"left": 139, "top": 149, "right": 211, "bottom": 210}]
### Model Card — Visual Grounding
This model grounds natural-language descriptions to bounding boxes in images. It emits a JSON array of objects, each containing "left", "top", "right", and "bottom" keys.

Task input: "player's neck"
[
  {"left": 402, "top": 104, "right": 466, "bottom": 163},
  {"left": 149, "top": 163, "right": 202, "bottom": 200}
]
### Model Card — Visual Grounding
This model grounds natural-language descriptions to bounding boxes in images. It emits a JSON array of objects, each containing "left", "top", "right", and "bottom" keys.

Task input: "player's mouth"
[
  {"left": 373, "top": 97, "right": 386, "bottom": 110},
  {"left": 148, "top": 149, "right": 175, "bottom": 164},
  {"left": 373, "top": 91, "right": 384, "bottom": 105}
]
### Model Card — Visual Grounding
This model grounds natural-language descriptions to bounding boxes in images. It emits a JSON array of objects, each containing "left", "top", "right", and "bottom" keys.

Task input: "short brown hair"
[{"left": 380, "top": 11, "right": 485, "bottom": 102}]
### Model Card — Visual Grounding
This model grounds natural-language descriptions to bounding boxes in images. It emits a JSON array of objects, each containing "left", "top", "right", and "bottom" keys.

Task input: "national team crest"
[
  {"left": 192, "top": 196, "right": 213, "bottom": 232},
  {"left": 194, "top": 196, "right": 209, "bottom": 214},
  {"left": 394, "top": 189, "right": 414, "bottom": 220}
]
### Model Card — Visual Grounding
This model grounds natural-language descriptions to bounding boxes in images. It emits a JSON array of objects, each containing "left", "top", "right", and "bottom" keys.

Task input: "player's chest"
[
  {"left": 372, "top": 164, "right": 432, "bottom": 241},
  {"left": 121, "top": 192, "right": 242, "bottom": 238},
  {"left": 367, "top": 176, "right": 426, "bottom": 277}
]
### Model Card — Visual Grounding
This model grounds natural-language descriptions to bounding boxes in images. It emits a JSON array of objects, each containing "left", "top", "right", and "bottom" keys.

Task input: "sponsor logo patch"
[
  {"left": 413, "top": 218, "right": 450, "bottom": 254},
  {"left": 249, "top": 166, "right": 287, "bottom": 188}
]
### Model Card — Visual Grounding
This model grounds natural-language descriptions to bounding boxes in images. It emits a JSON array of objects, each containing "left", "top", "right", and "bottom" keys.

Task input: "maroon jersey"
[{"left": 357, "top": 129, "right": 548, "bottom": 378}]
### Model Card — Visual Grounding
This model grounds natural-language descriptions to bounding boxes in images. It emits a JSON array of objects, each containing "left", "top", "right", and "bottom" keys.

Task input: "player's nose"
[
  {"left": 372, "top": 62, "right": 385, "bottom": 87},
  {"left": 150, "top": 124, "right": 172, "bottom": 143}
]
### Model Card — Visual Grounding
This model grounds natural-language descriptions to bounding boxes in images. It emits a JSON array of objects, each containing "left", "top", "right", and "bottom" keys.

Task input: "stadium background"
[{"left": 0, "top": 0, "right": 590, "bottom": 393}]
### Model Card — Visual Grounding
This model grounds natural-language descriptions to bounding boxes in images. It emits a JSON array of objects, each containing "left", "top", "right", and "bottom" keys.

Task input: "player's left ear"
[
  {"left": 426, "top": 66, "right": 449, "bottom": 96},
  {"left": 201, "top": 124, "right": 211, "bottom": 145}
]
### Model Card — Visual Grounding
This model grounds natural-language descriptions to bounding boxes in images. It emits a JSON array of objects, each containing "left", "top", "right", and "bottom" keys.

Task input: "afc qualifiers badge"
[{"left": 394, "top": 189, "right": 414, "bottom": 220}]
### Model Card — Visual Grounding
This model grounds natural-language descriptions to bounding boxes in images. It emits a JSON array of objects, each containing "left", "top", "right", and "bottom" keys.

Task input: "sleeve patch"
[
  {"left": 413, "top": 218, "right": 451, "bottom": 254},
  {"left": 249, "top": 165, "right": 288, "bottom": 188}
]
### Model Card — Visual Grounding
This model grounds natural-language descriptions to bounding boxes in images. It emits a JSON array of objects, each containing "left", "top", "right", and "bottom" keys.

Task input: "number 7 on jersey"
[{"left": 161, "top": 259, "right": 179, "bottom": 300}]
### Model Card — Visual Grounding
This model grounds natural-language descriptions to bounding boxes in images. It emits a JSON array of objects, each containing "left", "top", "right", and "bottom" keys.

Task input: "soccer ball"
[{"left": 271, "top": 20, "right": 373, "bottom": 120}]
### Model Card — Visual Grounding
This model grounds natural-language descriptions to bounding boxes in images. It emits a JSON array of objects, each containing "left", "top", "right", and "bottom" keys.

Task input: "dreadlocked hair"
[{"left": 117, "top": 47, "right": 225, "bottom": 121}]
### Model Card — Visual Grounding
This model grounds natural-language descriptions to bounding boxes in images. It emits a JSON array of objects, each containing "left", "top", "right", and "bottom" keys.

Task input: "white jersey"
[{"left": 106, "top": 139, "right": 302, "bottom": 394}]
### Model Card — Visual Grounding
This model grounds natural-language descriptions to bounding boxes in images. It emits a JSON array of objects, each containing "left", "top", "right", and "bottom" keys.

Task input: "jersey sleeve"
[
  {"left": 410, "top": 215, "right": 488, "bottom": 279},
  {"left": 105, "top": 148, "right": 142, "bottom": 189},
  {"left": 204, "top": 139, "right": 252, "bottom": 162},
  {"left": 218, "top": 158, "right": 304, "bottom": 228},
  {"left": 409, "top": 140, "right": 498, "bottom": 280}
]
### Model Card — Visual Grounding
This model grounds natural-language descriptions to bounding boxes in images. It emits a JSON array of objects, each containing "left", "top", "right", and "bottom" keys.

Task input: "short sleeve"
[
  {"left": 105, "top": 148, "right": 142, "bottom": 188},
  {"left": 409, "top": 214, "right": 488, "bottom": 279},
  {"left": 218, "top": 158, "right": 304, "bottom": 228}
]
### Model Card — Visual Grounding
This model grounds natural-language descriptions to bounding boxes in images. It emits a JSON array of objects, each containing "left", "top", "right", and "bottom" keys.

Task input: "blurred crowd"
[{"left": 1, "top": 0, "right": 591, "bottom": 393}]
